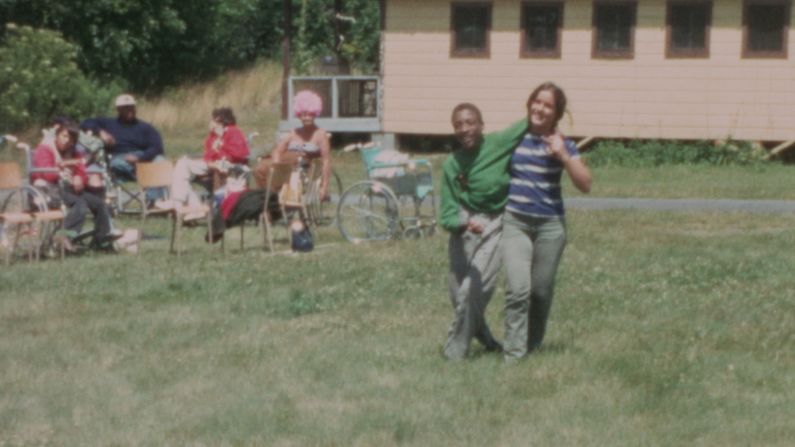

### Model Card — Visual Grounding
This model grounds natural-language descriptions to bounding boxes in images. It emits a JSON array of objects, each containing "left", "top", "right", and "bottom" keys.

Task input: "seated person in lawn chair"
[
  {"left": 253, "top": 90, "right": 332, "bottom": 201},
  {"left": 30, "top": 122, "right": 119, "bottom": 252},
  {"left": 44, "top": 116, "right": 112, "bottom": 197},
  {"left": 80, "top": 94, "right": 166, "bottom": 206},
  {"left": 204, "top": 184, "right": 312, "bottom": 253},
  {"left": 155, "top": 107, "right": 250, "bottom": 221}
]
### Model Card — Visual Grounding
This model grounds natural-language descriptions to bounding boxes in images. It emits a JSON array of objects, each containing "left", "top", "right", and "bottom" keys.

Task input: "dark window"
[
  {"left": 743, "top": 0, "right": 790, "bottom": 58},
  {"left": 451, "top": 2, "right": 492, "bottom": 57},
  {"left": 293, "top": 80, "right": 332, "bottom": 117},
  {"left": 593, "top": 2, "right": 637, "bottom": 58},
  {"left": 667, "top": 1, "right": 711, "bottom": 57},
  {"left": 338, "top": 80, "right": 378, "bottom": 118},
  {"left": 522, "top": 2, "right": 564, "bottom": 58}
]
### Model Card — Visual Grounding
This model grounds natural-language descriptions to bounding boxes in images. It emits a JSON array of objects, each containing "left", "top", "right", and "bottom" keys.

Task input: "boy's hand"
[{"left": 465, "top": 219, "right": 484, "bottom": 234}]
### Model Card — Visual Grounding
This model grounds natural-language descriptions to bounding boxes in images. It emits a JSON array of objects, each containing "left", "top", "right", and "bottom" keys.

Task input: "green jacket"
[{"left": 440, "top": 119, "right": 527, "bottom": 232}]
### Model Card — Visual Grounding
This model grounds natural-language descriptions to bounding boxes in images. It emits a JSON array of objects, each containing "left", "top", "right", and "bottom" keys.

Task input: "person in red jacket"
[
  {"left": 157, "top": 107, "right": 249, "bottom": 219},
  {"left": 31, "top": 123, "right": 113, "bottom": 250}
]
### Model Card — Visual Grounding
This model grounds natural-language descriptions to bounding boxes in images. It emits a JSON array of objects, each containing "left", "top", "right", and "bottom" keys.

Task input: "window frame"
[
  {"left": 592, "top": 1, "right": 638, "bottom": 59},
  {"left": 742, "top": 0, "right": 791, "bottom": 59},
  {"left": 520, "top": 1, "right": 564, "bottom": 58},
  {"left": 665, "top": 0, "right": 712, "bottom": 58},
  {"left": 450, "top": 1, "right": 493, "bottom": 59}
]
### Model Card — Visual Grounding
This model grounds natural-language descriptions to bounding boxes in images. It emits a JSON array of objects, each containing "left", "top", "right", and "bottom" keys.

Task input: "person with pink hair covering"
[
  {"left": 292, "top": 90, "right": 323, "bottom": 117},
  {"left": 253, "top": 90, "right": 331, "bottom": 201}
]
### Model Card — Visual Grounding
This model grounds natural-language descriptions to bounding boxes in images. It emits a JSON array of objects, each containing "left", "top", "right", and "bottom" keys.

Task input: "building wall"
[{"left": 381, "top": 0, "right": 795, "bottom": 140}]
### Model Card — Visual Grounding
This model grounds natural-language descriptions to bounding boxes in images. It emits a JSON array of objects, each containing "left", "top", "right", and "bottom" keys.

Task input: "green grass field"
[{"left": 1, "top": 162, "right": 794, "bottom": 444}]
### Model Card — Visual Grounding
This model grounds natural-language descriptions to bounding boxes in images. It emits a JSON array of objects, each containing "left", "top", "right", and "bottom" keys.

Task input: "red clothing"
[
  {"left": 203, "top": 125, "right": 249, "bottom": 165},
  {"left": 221, "top": 190, "right": 245, "bottom": 220},
  {"left": 31, "top": 143, "right": 87, "bottom": 185}
]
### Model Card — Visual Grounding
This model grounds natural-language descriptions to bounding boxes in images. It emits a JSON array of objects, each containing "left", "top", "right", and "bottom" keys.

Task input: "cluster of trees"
[{"left": 0, "top": 0, "right": 379, "bottom": 130}]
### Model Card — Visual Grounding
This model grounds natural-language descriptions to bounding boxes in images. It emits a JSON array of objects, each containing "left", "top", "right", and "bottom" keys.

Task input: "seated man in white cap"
[{"left": 81, "top": 93, "right": 166, "bottom": 205}]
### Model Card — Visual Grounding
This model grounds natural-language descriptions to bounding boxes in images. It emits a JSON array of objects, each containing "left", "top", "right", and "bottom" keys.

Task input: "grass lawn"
[
  {"left": 3, "top": 59, "right": 792, "bottom": 443},
  {"left": 1, "top": 205, "right": 793, "bottom": 444},
  {"left": 566, "top": 164, "right": 795, "bottom": 200},
  {"left": 245, "top": 149, "right": 795, "bottom": 203}
]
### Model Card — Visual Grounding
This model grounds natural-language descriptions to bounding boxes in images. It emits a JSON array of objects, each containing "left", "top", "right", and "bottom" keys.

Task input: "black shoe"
[{"left": 483, "top": 340, "right": 503, "bottom": 353}]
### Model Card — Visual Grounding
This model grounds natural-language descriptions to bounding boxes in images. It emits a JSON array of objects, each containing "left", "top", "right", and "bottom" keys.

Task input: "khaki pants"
[
  {"left": 444, "top": 212, "right": 503, "bottom": 360},
  {"left": 501, "top": 211, "right": 567, "bottom": 360},
  {"left": 171, "top": 157, "right": 209, "bottom": 207}
]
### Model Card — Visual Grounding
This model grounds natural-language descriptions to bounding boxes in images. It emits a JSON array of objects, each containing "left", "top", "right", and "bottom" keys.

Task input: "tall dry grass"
[{"left": 135, "top": 60, "right": 283, "bottom": 152}]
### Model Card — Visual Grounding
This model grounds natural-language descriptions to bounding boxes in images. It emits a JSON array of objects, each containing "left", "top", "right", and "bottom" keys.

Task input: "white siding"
[{"left": 382, "top": 0, "right": 795, "bottom": 140}]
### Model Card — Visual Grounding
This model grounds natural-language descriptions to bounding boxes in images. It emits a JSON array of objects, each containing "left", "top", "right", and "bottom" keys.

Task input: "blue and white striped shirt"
[{"left": 506, "top": 133, "right": 580, "bottom": 218}]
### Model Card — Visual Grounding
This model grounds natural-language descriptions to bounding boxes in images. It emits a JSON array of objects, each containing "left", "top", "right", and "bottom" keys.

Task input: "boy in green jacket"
[{"left": 441, "top": 104, "right": 527, "bottom": 360}]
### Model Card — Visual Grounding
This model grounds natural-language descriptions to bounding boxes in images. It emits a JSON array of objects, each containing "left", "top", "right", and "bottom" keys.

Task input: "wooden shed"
[{"left": 378, "top": 0, "right": 795, "bottom": 144}]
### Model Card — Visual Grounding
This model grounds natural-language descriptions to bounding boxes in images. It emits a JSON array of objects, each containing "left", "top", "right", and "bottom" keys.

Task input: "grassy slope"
[{"left": 136, "top": 60, "right": 283, "bottom": 158}]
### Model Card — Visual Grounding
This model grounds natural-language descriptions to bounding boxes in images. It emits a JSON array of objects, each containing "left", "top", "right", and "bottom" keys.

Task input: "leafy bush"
[
  {"left": 583, "top": 139, "right": 768, "bottom": 167},
  {"left": 1, "top": 0, "right": 381, "bottom": 91},
  {"left": 0, "top": 24, "right": 118, "bottom": 131}
]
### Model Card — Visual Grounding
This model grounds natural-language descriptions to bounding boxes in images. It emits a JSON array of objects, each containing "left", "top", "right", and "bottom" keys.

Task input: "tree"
[
  {"left": 0, "top": 0, "right": 380, "bottom": 91},
  {"left": 0, "top": 24, "right": 117, "bottom": 131}
]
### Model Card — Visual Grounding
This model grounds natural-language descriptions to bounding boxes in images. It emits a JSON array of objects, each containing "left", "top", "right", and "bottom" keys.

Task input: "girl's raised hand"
[{"left": 543, "top": 131, "right": 570, "bottom": 163}]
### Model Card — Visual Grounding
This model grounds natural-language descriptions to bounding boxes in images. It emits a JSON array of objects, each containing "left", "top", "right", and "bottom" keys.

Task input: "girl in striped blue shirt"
[{"left": 502, "top": 82, "right": 592, "bottom": 361}]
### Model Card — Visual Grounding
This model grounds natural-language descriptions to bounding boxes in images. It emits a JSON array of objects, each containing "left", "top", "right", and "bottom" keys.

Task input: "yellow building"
[{"left": 380, "top": 0, "right": 794, "bottom": 143}]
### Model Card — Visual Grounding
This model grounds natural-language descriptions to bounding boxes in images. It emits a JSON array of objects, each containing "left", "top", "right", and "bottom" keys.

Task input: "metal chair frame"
[{"left": 336, "top": 144, "right": 436, "bottom": 243}]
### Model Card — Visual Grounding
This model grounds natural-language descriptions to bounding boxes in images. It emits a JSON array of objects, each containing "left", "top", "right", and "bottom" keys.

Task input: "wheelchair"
[
  {"left": 249, "top": 130, "right": 343, "bottom": 228},
  {"left": 336, "top": 143, "right": 436, "bottom": 243},
  {"left": 16, "top": 139, "right": 115, "bottom": 256},
  {"left": 303, "top": 157, "right": 343, "bottom": 226},
  {"left": 58, "top": 131, "right": 132, "bottom": 217},
  {"left": 0, "top": 165, "right": 53, "bottom": 262}
]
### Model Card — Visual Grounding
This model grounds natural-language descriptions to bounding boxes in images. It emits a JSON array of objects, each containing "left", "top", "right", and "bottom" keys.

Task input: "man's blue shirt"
[{"left": 80, "top": 117, "right": 163, "bottom": 161}]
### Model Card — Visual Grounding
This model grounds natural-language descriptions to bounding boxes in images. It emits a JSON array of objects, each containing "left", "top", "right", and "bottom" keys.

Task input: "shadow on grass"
[{"left": 532, "top": 341, "right": 572, "bottom": 355}]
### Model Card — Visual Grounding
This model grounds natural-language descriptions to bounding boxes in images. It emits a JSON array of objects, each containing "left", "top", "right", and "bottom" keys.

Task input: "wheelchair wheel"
[
  {"left": 0, "top": 187, "right": 47, "bottom": 261},
  {"left": 306, "top": 169, "right": 343, "bottom": 226},
  {"left": 402, "top": 226, "right": 423, "bottom": 240},
  {"left": 337, "top": 180, "right": 400, "bottom": 243}
]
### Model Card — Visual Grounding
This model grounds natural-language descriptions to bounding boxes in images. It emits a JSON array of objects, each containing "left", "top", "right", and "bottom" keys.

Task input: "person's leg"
[
  {"left": 170, "top": 157, "right": 209, "bottom": 206},
  {"left": 469, "top": 214, "right": 503, "bottom": 351},
  {"left": 109, "top": 155, "right": 136, "bottom": 182},
  {"left": 527, "top": 218, "right": 567, "bottom": 352},
  {"left": 501, "top": 212, "right": 534, "bottom": 361},
  {"left": 60, "top": 189, "right": 88, "bottom": 236},
  {"left": 443, "top": 217, "right": 503, "bottom": 360},
  {"left": 81, "top": 191, "right": 112, "bottom": 244},
  {"left": 444, "top": 232, "right": 473, "bottom": 359}
]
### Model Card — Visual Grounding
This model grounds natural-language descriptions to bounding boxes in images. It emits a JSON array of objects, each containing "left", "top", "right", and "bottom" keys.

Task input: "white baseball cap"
[{"left": 115, "top": 94, "right": 137, "bottom": 107}]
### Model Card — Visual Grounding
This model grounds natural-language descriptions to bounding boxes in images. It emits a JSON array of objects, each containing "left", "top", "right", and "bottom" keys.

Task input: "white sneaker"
[
  {"left": 183, "top": 212, "right": 205, "bottom": 222},
  {"left": 114, "top": 229, "right": 140, "bottom": 254}
]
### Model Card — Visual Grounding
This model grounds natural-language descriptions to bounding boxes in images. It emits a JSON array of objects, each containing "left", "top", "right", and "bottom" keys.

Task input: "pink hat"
[{"left": 293, "top": 90, "right": 323, "bottom": 117}]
